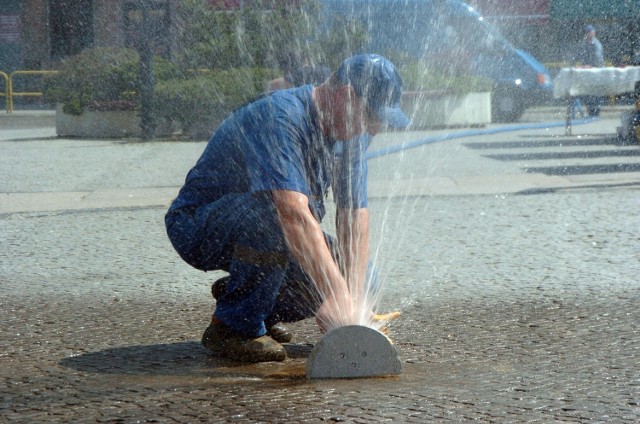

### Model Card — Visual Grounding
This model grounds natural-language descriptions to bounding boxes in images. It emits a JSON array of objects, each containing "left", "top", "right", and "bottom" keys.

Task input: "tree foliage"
[
  {"left": 176, "top": 0, "right": 368, "bottom": 73},
  {"left": 44, "top": 1, "right": 370, "bottom": 138}
]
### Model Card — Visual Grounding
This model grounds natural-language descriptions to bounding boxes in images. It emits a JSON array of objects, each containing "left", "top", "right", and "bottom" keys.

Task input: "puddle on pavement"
[
  {"left": 61, "top": 341, "right": 413, "bottom": 388},
  {"left": 95, "top": 359, "right": 310, "bottom": 388},
  {"left": 108, "top": 360, "right": 407, "bottom": 389},
  {"left": 210, "top": 361, "right": 308, "bottom": 381}
]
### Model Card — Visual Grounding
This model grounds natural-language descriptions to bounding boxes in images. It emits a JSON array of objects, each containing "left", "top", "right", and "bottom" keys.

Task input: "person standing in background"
[{"left": 576, "top": 24, "right": 605, "bottom": 116}]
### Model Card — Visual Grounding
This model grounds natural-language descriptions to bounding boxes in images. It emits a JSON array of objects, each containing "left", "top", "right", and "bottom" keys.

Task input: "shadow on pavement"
[
  {"left": 485, "top": 149, "right": 640, "bottom": 161},
  {"left": 525, "top": 162, "right": 640, "bottom": 175},
  {"left": 465, "top": 136, "right": 626, "bottom": 149},
  {"left": 59, "top": 341, "right": 313, "bottom": 381},
  {"left": 2, "top": 136, "right": 59, "bottom": 142}
]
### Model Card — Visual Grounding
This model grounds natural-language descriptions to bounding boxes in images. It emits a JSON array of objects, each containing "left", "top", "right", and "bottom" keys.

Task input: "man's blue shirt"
[{"left": 169, "top": 85, "right": 369, "bottom": 221}]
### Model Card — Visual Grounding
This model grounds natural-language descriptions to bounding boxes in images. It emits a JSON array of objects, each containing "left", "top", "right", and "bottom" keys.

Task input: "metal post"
[
  {"left": 565, "top": 96, "right": 573, "bottom": 136},
  {"left": 0, "top": 71, "right": 11, "bottom": 113},
  {"left": 634, "top": 81, "right": 640, "bottom": 142},
  {"left": 139, "top": 0, "right": 155, "bottom": 141}
]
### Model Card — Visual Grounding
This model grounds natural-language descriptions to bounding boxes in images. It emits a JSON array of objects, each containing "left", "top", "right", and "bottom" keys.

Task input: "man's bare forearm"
[
  {"left": 272, "top": 190, "right": 349, "bottom": 302},
  {"left": 336, "top": 207, "right": 370, "bottom": 302}
]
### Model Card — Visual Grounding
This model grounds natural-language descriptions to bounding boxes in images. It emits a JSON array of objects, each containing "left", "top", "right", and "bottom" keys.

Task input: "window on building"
[{"left": 49, "top": 0, "right": 94, "bottom": 59}]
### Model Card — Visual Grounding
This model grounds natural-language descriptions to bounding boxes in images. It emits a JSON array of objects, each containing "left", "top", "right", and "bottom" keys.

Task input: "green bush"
[
  {"left": 44, "top": 47, "right": 180, "bottom": 115},
  {"left": 154, "top": 67, "right": 279, "bottom": 138},
  {"left": 42, "top": 44, "right": 279, "bottom": 138}
]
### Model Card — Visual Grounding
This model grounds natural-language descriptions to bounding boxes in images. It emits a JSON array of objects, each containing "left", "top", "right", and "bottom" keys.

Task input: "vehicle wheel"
[{"left": 492, "top": 86, "right": 525, "bottom": 123}]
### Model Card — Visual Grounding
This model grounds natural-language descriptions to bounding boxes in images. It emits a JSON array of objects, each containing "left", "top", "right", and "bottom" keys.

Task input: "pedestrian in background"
[{"left": 575, "top": 24, "right": 605, "bottom": 116}]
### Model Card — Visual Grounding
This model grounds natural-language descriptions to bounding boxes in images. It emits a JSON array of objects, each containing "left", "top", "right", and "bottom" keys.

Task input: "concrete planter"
[
  {"left": 55, "top": 104, "right": 174, "bottom": 138},
  {"left": 403, "top": 91, "right": 492, "bottom": 129}
]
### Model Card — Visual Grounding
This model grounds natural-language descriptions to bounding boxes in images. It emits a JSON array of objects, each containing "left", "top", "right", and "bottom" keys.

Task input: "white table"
[{"left": 552, "top": 66, "right": 640, "bottom": 134}]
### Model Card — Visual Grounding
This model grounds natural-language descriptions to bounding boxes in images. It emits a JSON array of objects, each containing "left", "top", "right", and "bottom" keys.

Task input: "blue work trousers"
[{"left": 165, "top": 193, "right": 323, "bottom": 338}]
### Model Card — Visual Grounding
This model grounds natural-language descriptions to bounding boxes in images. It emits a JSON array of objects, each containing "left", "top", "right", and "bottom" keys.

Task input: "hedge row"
[
  {"left": 43, "top": 48, "right": 279, "bottom": 137},
  {"left": 44, "top": 47, "right": 491, "bottom": 139}
]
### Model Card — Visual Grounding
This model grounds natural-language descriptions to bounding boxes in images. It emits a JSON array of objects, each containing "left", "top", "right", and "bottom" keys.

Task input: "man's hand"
[{"left": 315, "top": 295, "right": 359, "bottom": 333}]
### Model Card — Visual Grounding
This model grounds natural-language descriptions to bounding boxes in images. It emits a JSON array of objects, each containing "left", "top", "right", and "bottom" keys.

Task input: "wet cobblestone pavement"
[
  {"left": 1, "top": 115, "right": 639, "bottom": 422},
  {"left": 2, "top": 189, "right": 638, "bottom": 423}
]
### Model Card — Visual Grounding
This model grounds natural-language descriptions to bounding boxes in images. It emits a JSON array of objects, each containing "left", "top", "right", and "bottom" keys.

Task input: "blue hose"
[{"left": 366, "top": 117, "right": 596, "bottom": 159}]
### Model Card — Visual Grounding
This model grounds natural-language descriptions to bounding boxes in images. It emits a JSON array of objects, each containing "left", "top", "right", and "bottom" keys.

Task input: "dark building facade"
[
  {"left": 0, "top": 0, "right": 178, "bottom": 72},
  {"left": 1, "top": 0, "right": 639, "bottom": 73}
]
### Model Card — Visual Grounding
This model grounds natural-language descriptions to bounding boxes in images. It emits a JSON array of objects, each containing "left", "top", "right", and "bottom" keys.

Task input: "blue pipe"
[{"left": 366, "top": 117, "right": 596, "bottom": 159}]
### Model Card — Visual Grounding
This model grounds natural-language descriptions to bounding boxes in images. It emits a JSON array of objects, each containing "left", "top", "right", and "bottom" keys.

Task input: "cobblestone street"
[{"left": 1, "top": 112, "right": 639, "bottom": 422}]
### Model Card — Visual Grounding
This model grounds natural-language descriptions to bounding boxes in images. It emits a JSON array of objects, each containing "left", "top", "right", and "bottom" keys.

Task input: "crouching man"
[{"left": 165, "top": 54, "right": 410, "bottom": 362}]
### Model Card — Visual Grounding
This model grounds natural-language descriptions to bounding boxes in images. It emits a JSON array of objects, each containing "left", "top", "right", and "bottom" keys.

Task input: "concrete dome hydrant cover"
[{"left": 306, "top": 325, "right": 402, "bottom": 379}]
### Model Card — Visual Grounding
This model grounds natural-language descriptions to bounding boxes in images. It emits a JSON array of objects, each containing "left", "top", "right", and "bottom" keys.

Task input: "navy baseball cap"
[{"left": 336, "top": 54, "right": 410, "bottom": 129}]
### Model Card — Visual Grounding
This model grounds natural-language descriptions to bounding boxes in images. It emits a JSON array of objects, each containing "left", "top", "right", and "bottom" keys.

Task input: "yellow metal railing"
[
  {"left": 5, "top": 70, "right": 60, "bottom": 113},
  {"left": 0, "top": 71, "right": 10, "bottom": 113}
]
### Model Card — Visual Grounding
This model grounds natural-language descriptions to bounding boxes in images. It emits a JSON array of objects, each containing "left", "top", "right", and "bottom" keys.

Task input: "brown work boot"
[
  {"left": 211, "top": 277, "right": 293, "bottom": 343},
  {"left": 201, "top": 321, "right": 286, "bottom": 362},
  {"left": 267, "top": 322, "right": 293, "bottom": 343}
]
